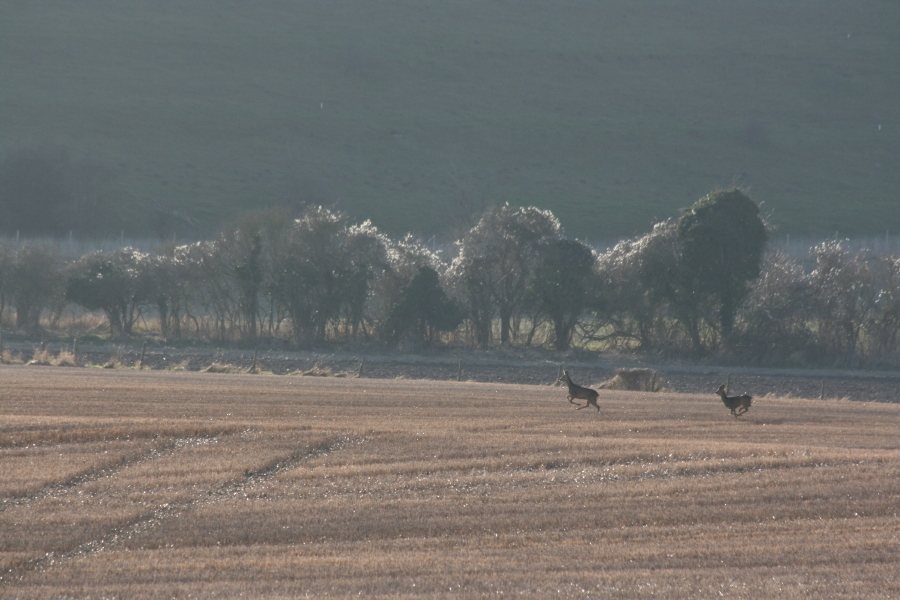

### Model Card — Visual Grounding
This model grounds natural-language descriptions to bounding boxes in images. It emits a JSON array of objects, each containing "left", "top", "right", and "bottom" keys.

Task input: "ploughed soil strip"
[{"left": 39, "top": 342, "right": 900, "bottom": 403}]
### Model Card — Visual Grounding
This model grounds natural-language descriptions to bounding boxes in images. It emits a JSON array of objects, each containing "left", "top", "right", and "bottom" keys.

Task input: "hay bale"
[{"left": 597, "top": 368, "right": 664, "bottom": 392}]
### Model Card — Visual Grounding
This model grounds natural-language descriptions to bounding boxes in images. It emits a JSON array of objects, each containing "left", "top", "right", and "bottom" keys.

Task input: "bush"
[
  {"left": 383, "top": 266, "right": 464, "bottom": 348},
  {"left": 65, "top": 248, "right": 151, "bottom": 337}
]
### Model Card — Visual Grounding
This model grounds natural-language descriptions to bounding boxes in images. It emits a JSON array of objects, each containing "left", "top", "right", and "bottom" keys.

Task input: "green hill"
[{"left": 2, "top": 2, "right": 898, "bottom": 239}]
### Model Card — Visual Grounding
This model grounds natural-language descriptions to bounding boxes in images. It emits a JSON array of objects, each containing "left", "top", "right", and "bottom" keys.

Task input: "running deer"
[
  {"left": 716, "top": 384, "right": 752, "bottom": 417},
  {"left": 558, "top": 370, "right": 600, "bottom": 412}
]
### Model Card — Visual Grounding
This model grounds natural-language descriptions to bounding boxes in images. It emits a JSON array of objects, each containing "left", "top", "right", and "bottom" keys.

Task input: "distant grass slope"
[{"left": 2, "top": 1, "right": 898, "bottom": 239}]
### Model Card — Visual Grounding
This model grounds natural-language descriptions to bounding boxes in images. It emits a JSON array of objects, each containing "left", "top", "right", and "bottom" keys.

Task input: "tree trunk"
[{"left": 499, "top": 305, "right": 512, "bottom": 344}]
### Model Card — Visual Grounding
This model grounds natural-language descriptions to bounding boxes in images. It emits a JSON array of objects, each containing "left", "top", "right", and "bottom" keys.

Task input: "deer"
[
  {"left": 716, "top": 384, "right": 752, "bottom": 417},
  {"left": 558, "top": 370, "right": 600, "bottom": 412}
]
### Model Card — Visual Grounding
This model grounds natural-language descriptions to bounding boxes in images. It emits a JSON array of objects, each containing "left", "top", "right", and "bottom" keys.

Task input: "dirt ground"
[{"left": 63, "top": 344, "right": 900, "bottom": 403}]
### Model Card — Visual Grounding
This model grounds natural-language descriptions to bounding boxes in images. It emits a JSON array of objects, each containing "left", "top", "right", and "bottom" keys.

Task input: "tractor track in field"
[
  {"left": 3, "top": 434, "right": 364, "bottom": 583},
  {"left": 0, "top": 433, "right": 232, "bottom": 513}
]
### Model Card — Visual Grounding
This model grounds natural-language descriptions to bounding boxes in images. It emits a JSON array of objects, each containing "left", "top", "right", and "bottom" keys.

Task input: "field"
[
  {"left": 2, "top": 2, "right": 899, "bottom": 239},
  {"left": 2, "top": 366, "right": 900, "bottom": 598}
]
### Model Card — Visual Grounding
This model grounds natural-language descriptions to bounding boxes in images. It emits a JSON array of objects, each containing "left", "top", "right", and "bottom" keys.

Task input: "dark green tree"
[
  {"left": 528, "top": 238, "right": 596, "bottom": 351},
  {"left": 677, "top": 189, "right": 768, "bottom": 343},
  {"left": 384, "top": 266, "right": 464, "bottom": 348},
  {"left": 271, "top": 207, "right": 345, "bottom": 345}
]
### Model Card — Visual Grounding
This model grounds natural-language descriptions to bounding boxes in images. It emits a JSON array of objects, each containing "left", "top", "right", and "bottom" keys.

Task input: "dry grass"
[
  {"left": 597, "top": 367, "right": 665, "bottom": 392},
  {"left": 201, "top": 362, "right": 244, "bottom": 374},
  {"left": 0, "top": 350, "right": 22, "bottom": 365},
  {"left": 26, "top": 349, "right": 78, "bottom": 368},
  {"left": 164, "top": 359, "right": 191, "bottom": 371},
  {"left": 53, "top": 350, "right": 78, "bottom": 367},
  {"left": 2, "top": 366, "right": 899, "bottom": 598},
  {"left": 25, "top": 349, "right": 54, "bottom": 367},
  {"left": 290, "top": 363, "right": 352, "bottom": 378}
]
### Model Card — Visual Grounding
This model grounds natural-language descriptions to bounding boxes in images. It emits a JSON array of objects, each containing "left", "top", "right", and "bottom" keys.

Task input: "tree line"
[{"left": 1, "top": 189, "right": 898, "bottom": 367}]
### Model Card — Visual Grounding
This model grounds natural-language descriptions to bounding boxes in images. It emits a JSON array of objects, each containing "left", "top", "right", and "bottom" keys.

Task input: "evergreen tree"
[{"left": 677, "top": 189, "right": 768, "bottom": 343}]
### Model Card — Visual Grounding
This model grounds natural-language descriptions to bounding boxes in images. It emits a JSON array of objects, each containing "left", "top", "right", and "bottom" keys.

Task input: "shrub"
[
  {"left": 383, "top": 266, "right": 464, "bottom": 348},
  {"left": 65, "top": 248, "right": 152, "bottom": 337}
]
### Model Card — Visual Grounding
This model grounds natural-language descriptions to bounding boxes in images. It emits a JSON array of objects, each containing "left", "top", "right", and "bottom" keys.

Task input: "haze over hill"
[{"left": 1, "top": 2, "right": 898, "bottom": 240}]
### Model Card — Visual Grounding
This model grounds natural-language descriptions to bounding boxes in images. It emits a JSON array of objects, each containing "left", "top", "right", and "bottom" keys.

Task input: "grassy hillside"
[{"left": 2, "top": 1, "right": 899, "bottom": 239}]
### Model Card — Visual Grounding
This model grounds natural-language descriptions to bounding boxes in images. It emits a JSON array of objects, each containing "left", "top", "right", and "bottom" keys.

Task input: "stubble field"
[{"left": 2, "top": 366, "right": 899, "bottom": 598}]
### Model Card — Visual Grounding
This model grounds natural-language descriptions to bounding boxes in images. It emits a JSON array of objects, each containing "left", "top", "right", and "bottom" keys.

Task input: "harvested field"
[{"left": 2, "top": 365, "right": 900, "bottom": 598}]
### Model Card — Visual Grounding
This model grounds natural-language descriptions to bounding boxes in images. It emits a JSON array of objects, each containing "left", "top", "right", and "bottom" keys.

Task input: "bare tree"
[
  {"left": 866, "top": 255, "right": 900, "bottom": 359},
  {"left": 809, "top": 241, "right": 877, "bottom": 363},
  {"left": 736, "top": 251, "right": 814, "bottom": 363}
]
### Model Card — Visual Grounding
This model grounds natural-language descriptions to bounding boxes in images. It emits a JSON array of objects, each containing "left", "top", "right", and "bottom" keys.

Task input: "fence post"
[
  {"left": 357, "top": 357, "right": 365, "bottom": 378},
  {"left": 74, "top": 336, "right": 80, "bottom": 366},
  {"left": 139, "top": 341, "right": 147, "bottom": 370},
  {"left": 457, "top": 359, "right": 463, "bottom": 382},
  {"left": 820, "top": 380, "right": 826, "bottom": 400}
]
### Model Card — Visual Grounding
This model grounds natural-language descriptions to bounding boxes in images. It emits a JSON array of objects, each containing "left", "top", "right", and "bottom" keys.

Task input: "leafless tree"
[{"left": 809, "top": 241, "right": 877, "bottom": 363}]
